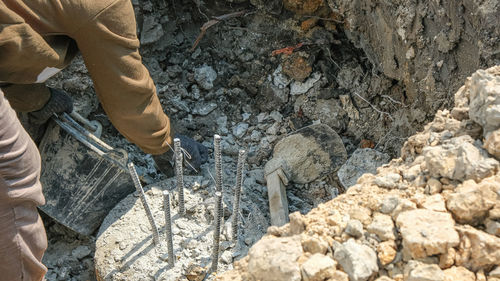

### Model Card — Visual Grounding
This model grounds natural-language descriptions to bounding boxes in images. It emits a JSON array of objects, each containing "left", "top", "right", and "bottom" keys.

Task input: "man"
[{"left": 0, "top": 0, "right": 207, "bottom": 280}]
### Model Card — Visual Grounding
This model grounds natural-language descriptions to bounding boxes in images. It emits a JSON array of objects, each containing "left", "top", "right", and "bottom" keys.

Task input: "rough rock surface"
[
  {"left": 338, "top": 148, "right": 391, "bottom": 189},
  {"left": 218, "top": 67, "right": 500, "bottom": 281}
]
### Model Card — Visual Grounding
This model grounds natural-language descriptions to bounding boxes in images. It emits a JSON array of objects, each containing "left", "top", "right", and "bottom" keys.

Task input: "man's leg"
[{"left": 0, "top": 89, "right": 47, "bottom": 281}]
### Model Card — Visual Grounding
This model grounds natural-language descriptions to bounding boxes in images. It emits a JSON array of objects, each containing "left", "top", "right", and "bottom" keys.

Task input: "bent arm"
[{"left": 70, "top": 0, "right": 172, "bottom": 154}]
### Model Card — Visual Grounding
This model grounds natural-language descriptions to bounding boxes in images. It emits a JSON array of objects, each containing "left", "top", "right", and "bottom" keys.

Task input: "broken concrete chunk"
[
  {"left": 446, "top": 178, "right": 498, "bottom": 225},
  {"left": 290, "top": 72, "right": 321, "bottom": 95},
  {"left": 247, "top": 236, "right": 303, "bottom": 281},
  {"left": 367, "top": 213, "right": 396, "bottom": 241},
  {"left": 484, "top": 129, "right": 500, "bottom": 159},
  {"left": 468, "top": 66, "right": 500, "bottom": 137},
  {"left": 443, "top": 266, "right": 475, "bottom": 281},
  {"left": 406, "top": 262, "right": 445, "bottom": 281},
  {"left": 423, "top": 135, "right": 499, "bottom": 182},
  {"left": 194, "top": 65, "right": 217, "bottom": 90},
  {"left": 455, "top": 225, "right": 500, "bottom": 271},
  {"left": 333, "top": 239, "right": 378, "bottom": 281},
  {"left": 374, "top": 173, "right": 402, "bottom": 189},
  {"left": 300, "top": 253, "right": 337, "bottom": 281},
  {"left": 301, "top": 235, "right": 329, "bottom": 254},
  {"left": 345, "top": 219, "right": 364, "bottom": 238},
  {"left": 377, "top": 240, "right": 397, "bottom": 265},
  {"left": 338, "top": 148, "right": 391, "bottom": 189},
  {"left": 396, "top": 209, "right": 459, "bottom": 259}
]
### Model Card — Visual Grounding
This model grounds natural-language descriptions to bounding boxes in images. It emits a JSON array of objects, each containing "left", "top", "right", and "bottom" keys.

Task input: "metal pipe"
[
  {"left": 211, "top": 191, "right": 223, "bottom": 273},
  {"left": 231, "top": 149, "right": 246, "bottom": 241},
  {"left": 163, "top": 191, "right": 175, "bottom": 267},
  {"left": 214, "top": 135, "right": 222, "bottom": 192},
  {"left": 174, "top": 138, "right": 185, "bottom": 215},
  {"left": 127, "top": 162, "right": 160, "bottom": 246}
]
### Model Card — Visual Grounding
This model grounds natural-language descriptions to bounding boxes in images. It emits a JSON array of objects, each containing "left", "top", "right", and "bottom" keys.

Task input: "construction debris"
[{"left": 217, "top": 66, "right": 500, "bottom": 281}]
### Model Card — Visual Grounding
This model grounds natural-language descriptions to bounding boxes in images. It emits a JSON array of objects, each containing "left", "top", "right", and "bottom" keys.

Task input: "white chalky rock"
[
  {"left": 468, "top": 66, "right": 500, "bottom": 137},
  {"left": 366, "top": 213, "right": 396, "bottom": 241},
  {"left": 333, "top": 239, "right": 378, "bottom": 281},
  {"left": 290, "top": 72, "right": 321, "bottom": 95},
  {"left": 247, "top": 236, "right": 303, "bottom": 281},
  {"left": 406, "top": 262, "right": 445, "bottom": 281},
  {"left": 300, "top": 253, "right": 337, "bottom": 281},
  {"left": 396, "top": 209, "right": 459, "bottom": 259}
]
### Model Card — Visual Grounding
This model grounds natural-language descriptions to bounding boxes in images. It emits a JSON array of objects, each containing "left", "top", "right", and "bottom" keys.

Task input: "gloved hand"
[
  {"left": 29, "top": 88, "right": 73, "bottom": 124},
  {"left": 153, "top": 134, "right": 208, "bottom": 177}
]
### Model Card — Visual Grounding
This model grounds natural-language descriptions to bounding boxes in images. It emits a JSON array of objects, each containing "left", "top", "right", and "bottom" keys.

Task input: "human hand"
[
  {"left": 153, "top": 134, "right": 208, "bottom": 177},
  {"left": 29, "top": 88, "right": 73, "bottom": 124}
]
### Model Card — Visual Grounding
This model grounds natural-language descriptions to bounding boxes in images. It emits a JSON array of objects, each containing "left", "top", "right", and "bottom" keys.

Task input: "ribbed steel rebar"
[
  {"left": 214, "top": 135, "right": 223, "bottom": 192},
  {"left": 163, "top": 191, "right": 175, "bottom": 267},
  {"left": 211, "top": 191, "right": 223, "bottom": 273},
  {"left": 174, "top": 138, "right": 185, "bottom": 215},
  {"left": 127, "top": 162, "right": 160, "bottom": 246},
  {"left": 231, "top": 149, "right": 246, "bottom": 241}
]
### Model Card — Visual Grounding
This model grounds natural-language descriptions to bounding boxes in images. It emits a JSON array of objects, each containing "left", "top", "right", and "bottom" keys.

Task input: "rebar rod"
[
  {"left": 127, "top": 162, "right": 160, "bottom": 246},
  {"left": 174, "top": 138, "right": 185, "bottom": 215},
  {"left": 163, "top": 191, "right": 175, "bottom": 267},
  {"left": 211, "top": 191, "right": 223, "bottom": 273},
  {"left": 214, "top": 135, "right": 222, "bottom": 192},
  {"left": 231, "top": 149, "right": 246, "bottom": 241}
]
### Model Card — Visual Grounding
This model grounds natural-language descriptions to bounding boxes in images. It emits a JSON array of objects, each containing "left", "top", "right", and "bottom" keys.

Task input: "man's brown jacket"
[{"left": 0, "top": 0, "right": 173, "bottom": 154}]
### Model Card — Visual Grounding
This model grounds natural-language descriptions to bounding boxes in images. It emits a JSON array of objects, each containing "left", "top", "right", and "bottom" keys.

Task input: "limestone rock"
[
  {"left": 289, "top": 212, "right": 306, "bottom": 235},
  {"left": 446, "top": 178, "right": 498, "bottom": 225},
  {"left": 331, "top": 271, "right": 349, "bottom": 281},
  {"left": 337, "top": 148, "right": 390, "bottom": 189},
  {"left": 396, "top": 209, "right": 459, "bottom": 259},
  {"left": 468, "top": 66, "right": 500, "bottom": 137},
  {"left": 484, "top": 129, "right": 500, "bottom": 159},
  {"left": 247, "top": 236, "right": 303, "bottom": 281},
  {"left": 486, "top": 219, "right": 500, "bottom": 237},
  {"left": 300, "top": 253, "right": 337, "bottom": 281},
  {"left": 406, "top": 262, "right": 445, "bottom": 281},
  {"left": 377, "top": 240, "right": 397, "bottom": 265},
  {"left": 426, "top": 178, "right": 443, "bottom": 195},
  {"left": 301, "top": 235, "right": 329, "bottom": 254},
  {"left": 374, "top": 173, "right": 402, "bottom": 189},
  {"left": 443, "top": 266, "right": 475, "bottom": 281},
  {"left": 367, "top": 213, "right": 396, "bottom": 241},
  {"left": 345, "top": 219, "right": 364, "bottom": 238},
  {"left": 490, "top": 266, "right": 500, "bottom": 278},
  {"left": 421, "top": 194, "right": 447, "bottom": 212},
  {"left": 375, "top": 277, "right": 395, "bottom": 281},
  {"left": 333, "top": 239, "right": 378, "bottom": 281},
  {"left": 423, "top": 136, "right": 499, "bottom": 182},
  {"left": 438, "top": 248, "right": 456, "bottom": 269},
  {"left": 455, "top": 225, "right": 500, "bottom": 271}
]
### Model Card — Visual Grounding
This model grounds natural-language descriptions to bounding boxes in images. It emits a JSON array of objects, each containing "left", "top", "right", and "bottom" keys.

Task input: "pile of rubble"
[{"left": 218, "top": 66, "right": 500, "bottom": 281}]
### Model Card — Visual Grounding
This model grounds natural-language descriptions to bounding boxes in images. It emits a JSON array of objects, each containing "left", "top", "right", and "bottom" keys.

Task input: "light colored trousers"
[{"left": 0, "top": 89, "right": 47, "bottom": 281}]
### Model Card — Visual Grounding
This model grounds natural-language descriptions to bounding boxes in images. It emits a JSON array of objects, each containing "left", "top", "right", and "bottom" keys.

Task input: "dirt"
[{"left": 36, "top": 0, "right": 499, "bottom": 280}]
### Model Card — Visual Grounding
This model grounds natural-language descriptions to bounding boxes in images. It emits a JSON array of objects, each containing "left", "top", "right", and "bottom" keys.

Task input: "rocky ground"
[
  {"left": 36, "top": 0, "right": 499, "bottom": 280},
  {"left": 218, "top": 66, "right": 500, "bottom": 281}
]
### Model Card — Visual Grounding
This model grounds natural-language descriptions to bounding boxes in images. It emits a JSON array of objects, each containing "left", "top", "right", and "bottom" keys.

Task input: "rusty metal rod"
[
  {"left": 127, "top": 162, "right": 160, "bottom": 246},
  {"left": 211, "top": 191, "right": 223, "bottom": 273},
  {"left": 214, "top": 135, "right": 223, "bottom": 192},
  {"left": 174, "top": 138, "right": 185, "bottom": 215},
  {"left": 163, "top": 191, "right": 175, "bottom": 267},
  {"left": 231, "top": 149, "right": 246, "bottom": 241}
]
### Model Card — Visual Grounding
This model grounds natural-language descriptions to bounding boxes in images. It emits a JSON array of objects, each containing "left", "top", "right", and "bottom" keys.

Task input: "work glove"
[
  {"left": 29, "top": 88, "right": 74, "bottom": 124},
  {"left": 153, "top": 134, "right": 208, "bottom": 177}
]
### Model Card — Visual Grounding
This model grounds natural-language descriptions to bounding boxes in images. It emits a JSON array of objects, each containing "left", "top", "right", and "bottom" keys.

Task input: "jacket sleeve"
[{"left": 69, "top": 0, "right": 173, "bottom": 155}]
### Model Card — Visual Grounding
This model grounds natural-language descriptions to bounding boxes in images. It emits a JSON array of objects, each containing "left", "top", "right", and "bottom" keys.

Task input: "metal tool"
[
  {"left": 163, "top": 191, "right": 175, "bottom": 267},
  {"left": 174, "top": 138, "right": 185, "bottom": 215},
  {"left": 128, "top": 162, "right": 160, "bottom": 246},
  {"left": 231, "top": 150, "right": 246, "bottom": 241},
  {"left": 38, "top": 112, "right": 135, "bottom": 235},
  {"left": 211, "top": 191, "right": 223, "bottom": 273}
]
